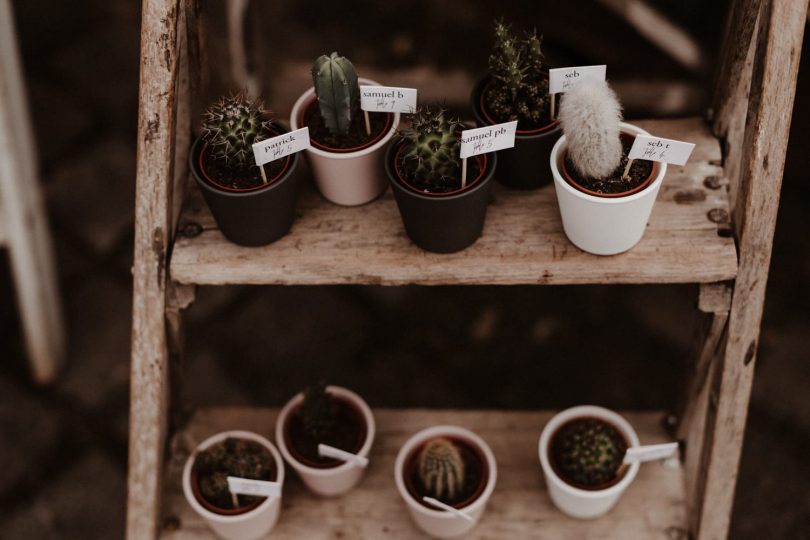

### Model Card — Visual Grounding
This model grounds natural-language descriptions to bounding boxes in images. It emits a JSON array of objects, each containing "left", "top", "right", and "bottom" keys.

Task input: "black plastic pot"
[
  {"left": 471, "top": 75, "right": 561, "bottom": 190},
  {"left": 189, "top": 124, "right": 300, "bottom": 247},
  {"left": 385, "top": 139, "right": 496, "bottom": 254}
]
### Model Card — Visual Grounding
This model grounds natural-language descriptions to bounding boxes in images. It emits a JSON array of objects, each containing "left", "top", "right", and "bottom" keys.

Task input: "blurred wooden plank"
[{"left": 160, "top": 408, "right": 686, "bottom": 539}]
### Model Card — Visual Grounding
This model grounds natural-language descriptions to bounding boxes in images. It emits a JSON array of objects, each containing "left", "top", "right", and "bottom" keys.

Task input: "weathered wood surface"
[
  {"left": 712, "top": 0, "right": 762, "bottom": 230},
  {"left": 160, "top": 409, "right": 686, "bottom": 539},
  {"left": 697, "top": 0, "right": 808, "bottom": 538},
  {"left": 0, "top": 0, "right": 65, "bottom": 383},
  {"left": 128, "top": 0, "right": 181, "bottom": 538},
  {"left": 170, "top": 117, "right": 736, "bottom": 286}
]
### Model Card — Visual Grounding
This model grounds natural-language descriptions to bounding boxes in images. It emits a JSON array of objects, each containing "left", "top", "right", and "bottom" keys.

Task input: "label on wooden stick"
[
  {"left": 252, "top": 127, "right": 310, "bottom": 167},
  {"left": 360, "top": 85, "right": 418, "bottom": 113},
  {"left": 628, "top": 135, "right": 695, "bottom": 166},
  {"left": 226, "top": 476, "right": 282, "bottom": 498},
  {"left": 548, "top": 65, "right": 606, "bottom": 94},
  {"left": 459, "top": 121, "right": 518, "bottom": 159}
]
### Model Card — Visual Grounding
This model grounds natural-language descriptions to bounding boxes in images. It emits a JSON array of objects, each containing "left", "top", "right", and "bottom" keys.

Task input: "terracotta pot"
[
  {"left": 276, "top": 386, "right": 375, "bottom": 496},
  {"left": 538, "top": 406, "right": 640, "bottom": 519},
  {"left": 190, "top": 123, "right": 300, "bottom": 247},
  {"left": 395, "top": 425, "right": 497, "bottom": 539},
  {"left": 550, "top": 122, "right": 667, "bottom": 255},
  {"left": 290, "top": 78, "right": 399, "bottom": 206},
  {"left": 471, "top": 74, "right": 561, "bottom": 190},
  {"left": 182, "top": 431, "right": 285, "bottom": 540},
  {"left": 385, "top": 138, "right": 496, "bottom": 253}
]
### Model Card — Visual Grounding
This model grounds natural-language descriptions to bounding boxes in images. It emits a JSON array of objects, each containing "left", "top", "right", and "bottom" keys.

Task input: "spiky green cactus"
[
  {"left": 312, "top": 52, "right": 360, "bottom": 137},
  {"left": 195, "top": 438, "right": 273, "bottom": 509},
  {"left": 551, "top": 418, "right": 628, "bottom": 488},
  {"left": 398, "top": 106, "right": 463, "bottom": 192},
  {"left": 418, "top": 438, "right": 466, "bottom": 502},
  {"left": 297, "top": 381, "right": 338, "bottom": 441},
  {"left": 201, "top": 93, "right": 272, "bottom": 169},
  {"left": 487, "top": 20, "right": 550, "bottom": 127}
]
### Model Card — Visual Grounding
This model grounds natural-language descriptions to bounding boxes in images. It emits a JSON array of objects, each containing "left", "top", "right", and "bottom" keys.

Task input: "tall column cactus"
[
  {"left": 418, "top": 438, "right": 466, "bottom": 502},
  {"left": 312, "top": 52, "right": 360, "bottom": 137},
  {"left": 558, "top": 78, "right": 623, "bottom": 179}
]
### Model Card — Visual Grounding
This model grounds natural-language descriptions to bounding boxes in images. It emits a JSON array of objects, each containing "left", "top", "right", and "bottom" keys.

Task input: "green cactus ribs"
[
  {"left": 550, "top": 417, "right": 629, "bottom": 490},
  {"left": 483, "top": 19, "right": 552, "bottom": 130},
  {"left": 200, "top": 93, "right": 285, "bottom": 190},
  {"left": 408, "top": 437, "right": 485, "bottom": 507},
  {"left": 287, "top": 383, "right": 367, "bottom": 467},
  {"left": 192, "top": 438, "right": 275, "bottom": 510},
  {"left": 396, "top": 106, "right": 483, "bottom": 194},
  {"left": 563, "top": 134, "right": 654, "bottom": 194}
]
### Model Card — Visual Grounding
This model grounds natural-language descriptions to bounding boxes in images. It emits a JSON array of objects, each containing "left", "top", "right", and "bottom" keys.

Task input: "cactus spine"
[
  {"left": 201, "top": 93, "right": 272, "bottom": 169},
  {"left": 398, "top": 106, "right": 463, "bottom": 192},
  {"left": 551, "top": 418, "right": 627, "bottom": 487},
  {"left": 418, "top": 438, "right": 466, "bottom": 502},
  {"left": 487, "top": 20, "right": 549, "bottom": 126},
  {"left": 297, "top": 381, "right": 338, "bottom": 441},
  {"left": 312, "top": 52, "right": 360, "bottom": 137},
  {"left": 558, "top": 78, "right": 623, "bottom": 179}
]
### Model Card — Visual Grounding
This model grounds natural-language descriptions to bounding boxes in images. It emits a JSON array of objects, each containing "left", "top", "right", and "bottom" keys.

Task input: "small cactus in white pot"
[
  {"left": 549, "top": 79, "right": 667, "bottom": 255},
  {"left": 394, "top": 425, "right": 497, "bottom": 538}
]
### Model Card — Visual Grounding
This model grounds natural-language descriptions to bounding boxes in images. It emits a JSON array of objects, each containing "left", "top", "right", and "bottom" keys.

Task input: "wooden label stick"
[
  {"left": 550, "top": 93, "right": 557, "bottom": 120},
  {"left": 259, "top": 164, "right": 268, "bottom": 183},
  {"left": 622, "top": 159, "right": 634, "bottom": 181},
  {"left": 364, "top": 110, "right": 372, "bottom": 136},
  {"left": 461, "top": 157, "right": 468, "bottom": 189}
]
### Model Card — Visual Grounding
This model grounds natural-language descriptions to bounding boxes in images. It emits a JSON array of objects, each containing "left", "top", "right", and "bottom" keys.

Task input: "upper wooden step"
[{"left": 170, "top": 117, "right": 737, "bottom": 286}]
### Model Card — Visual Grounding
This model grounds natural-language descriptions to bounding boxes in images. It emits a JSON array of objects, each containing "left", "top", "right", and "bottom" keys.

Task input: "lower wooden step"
[{"left": 160, "top": 408, "right": 686, "bottom": 539}]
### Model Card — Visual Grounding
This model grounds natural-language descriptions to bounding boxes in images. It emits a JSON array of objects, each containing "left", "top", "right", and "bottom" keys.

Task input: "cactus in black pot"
[
  {"left": 202, "top": 93, "right": 273, "bottom": 171},
  {"left": 397, "top": 106, "right": 464, "bottom": 193}
]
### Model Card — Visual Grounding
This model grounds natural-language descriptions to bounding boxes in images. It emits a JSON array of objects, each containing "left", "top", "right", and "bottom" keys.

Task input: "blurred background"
[{"left": 0, "top": 0, "right": 808, "bottom": 538}]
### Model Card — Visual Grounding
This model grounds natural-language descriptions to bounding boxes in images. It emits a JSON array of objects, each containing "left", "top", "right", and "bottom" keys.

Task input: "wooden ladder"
[{"left": 127, "top": 1, "right": 807, "bottom": 538}]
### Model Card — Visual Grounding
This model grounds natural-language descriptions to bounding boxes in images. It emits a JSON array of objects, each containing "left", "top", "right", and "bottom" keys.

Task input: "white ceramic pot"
[
  {"left": 394, "top": 425, "right": 498, "bottom": 539},
  {"left": 276, "top": 385, "right": 375, "bottom": 496},
  {"left": 538, "top": 405, "right": 640, "bottom": 519},
  {"left": 182, "top": 430, "right": 285, "bottom": 540},
  {"left": 550, "top": 122, "right": 668, "bottom": 255},
  {"left": 290, "top": 77, "right": 400, "bottom": 206}
]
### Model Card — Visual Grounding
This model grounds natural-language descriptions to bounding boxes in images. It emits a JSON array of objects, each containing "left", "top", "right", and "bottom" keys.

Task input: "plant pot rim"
[
  {"left": 395, "top": 425, "right": 497, "bottom": 520},
  {"left": 551, "top": 122, "right": 668, "bottom": 205},
  {"left": 290, "top": 77, "right": 400, "bottom": 159},
  {"left": 390, "top": 140, "right": 490, "bottom": 198},
  {"left": 276, "top": 385, "right": 375, "bottom": 477},
  {"left": 386, "top": 139, "right": 496, "bottom": 202},
  {"left": 182, "top": 430, "right": 285, "bottom": 524},
  {"left": 538, "top": 406, "right": 640, "bottom": 499},
  {"left": 192, "top": 125, "right": 295, "bottom": 194},
  {"left": 472, "top": 74, "right": 561, "bottom": 136}
]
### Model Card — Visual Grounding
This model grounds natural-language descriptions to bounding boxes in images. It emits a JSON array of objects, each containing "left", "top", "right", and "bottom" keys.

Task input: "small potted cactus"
[
  {"left": 384, "top": 105, "right": 497, "bottom": 253},
  {"left": 471, "top": 19, "right": 561, "bottom": 189},
  {"left": 182, "top": 431, "right": 285, "bottom": 540},
  {"left": 276, "top": 382, "right": 375, "bottom": 496},
  {"left": 394, "top": 425, "right": 497, "bottom": 538},
  {"left": 549, "top": 78, "right": 666, "bottom": 255},
  {"left": 189, "top": 93, "right": 301, "bottom": 246},
  {"left": 538, "top": 406, "right": 640, "bottom": 519},
  {"left": 290, "top": 52, "right": 399, "bottom": 206}
]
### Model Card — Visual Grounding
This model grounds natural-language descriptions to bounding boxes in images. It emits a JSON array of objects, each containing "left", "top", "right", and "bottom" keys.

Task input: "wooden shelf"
[
  {"left": 160, "top": 408, "right": 686, "bottom": 539},
  {"left": 170, "top": 117, "right": 736, "bottom": 287}
]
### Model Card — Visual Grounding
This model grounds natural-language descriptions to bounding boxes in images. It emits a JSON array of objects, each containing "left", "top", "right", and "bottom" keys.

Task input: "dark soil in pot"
[
  {"left": 549, "top": 417, "right": 629, "bottom": 491},
  {"left": 302, "top": 98, "right": 393, "bottom": 152},
  {"left": 284, "top": 396, "right": 367, "bottom": 469},
  {"left": 562, "top": 132, "right": 657, "bottom": 197},
  {"left": 471, "top": 75, "right": 561, "bottom": 190},
  {"left": 190, "top": 123, "right": 300, "bottom": 247},
  {"left": 403, "top": 436, "right": 488, "bottom": 510},
  {"left": 191, "top": 437, "right": 278, "bottom": 515},
  {"left": 385, "top": 139, "right": 496, "bottom": 253}
]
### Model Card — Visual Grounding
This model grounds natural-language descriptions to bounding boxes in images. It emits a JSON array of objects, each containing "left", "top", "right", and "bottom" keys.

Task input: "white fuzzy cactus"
[{"left": 559, "top": 79, "right": 623, "bottom": 179}]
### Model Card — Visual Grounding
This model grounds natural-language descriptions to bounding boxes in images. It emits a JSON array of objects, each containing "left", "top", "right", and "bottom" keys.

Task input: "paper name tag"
[
  {"left": 548, "top": 65, "right": 607, "bottom": 94},
  {"left": 628, "top": 135, "right": 695, "bottom": 166},
  {"left": 360, "top": 85, "right": 418, "bottom": 113},
  {"left": 459, "top": 121, "right": 518, "bottom": 159},
  {"left": 318, "top": 444, "right": 369, "bottom": 468},
  {"left": 226, "top": 476, "right": 282, "bottom": 498},
  {"left": 252, "top": 127, "right": 310, "bottom": 166},
  {"left": 623, "top": 443, "right": 679, "bottom": 464}
]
